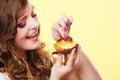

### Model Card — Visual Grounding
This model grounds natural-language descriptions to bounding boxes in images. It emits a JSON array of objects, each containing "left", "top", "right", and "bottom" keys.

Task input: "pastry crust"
[{"left": 53, "top": 41, "right": 79, "bottom": 54}]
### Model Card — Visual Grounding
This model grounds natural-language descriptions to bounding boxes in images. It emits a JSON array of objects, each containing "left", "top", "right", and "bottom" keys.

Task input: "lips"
[{"left": 26, "top": 31, "right": 39, "bottom": 41}]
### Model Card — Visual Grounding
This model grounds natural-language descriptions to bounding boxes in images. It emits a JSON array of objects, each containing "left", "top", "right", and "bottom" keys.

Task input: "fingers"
[
  {"left": 52, "top": 15, "right": 73, "bottom": 41},
  {"left": 61, "top": 15, "right": 73, "bottom": 27},
  {"left": 65, "top": 46, "right": 81, "bottom": 68},
  {"left": 54, "top": 53, "right": 63, "bottom": 67},
  {"left": 53, "top": 46, "right": 81, "bottom": 75},
  {"left": 66, "top": 48, "right": 77, "bottom": 68},
  {"left": 52, "top": 23, "right": 65, "bottom": 41},
  {"left": 74, "top": 46, "right": 81, "bottom": 64}
]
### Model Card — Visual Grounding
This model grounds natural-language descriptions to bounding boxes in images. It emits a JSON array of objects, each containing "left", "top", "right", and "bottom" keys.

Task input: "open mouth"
[{"left": 26, "top": 31, "right": 39, "bottom": 41}]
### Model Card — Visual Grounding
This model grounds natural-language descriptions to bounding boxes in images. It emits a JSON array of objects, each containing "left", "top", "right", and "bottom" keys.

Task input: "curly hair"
[{"left": 0, "top": 0, "right": 52, "bottom": 80}]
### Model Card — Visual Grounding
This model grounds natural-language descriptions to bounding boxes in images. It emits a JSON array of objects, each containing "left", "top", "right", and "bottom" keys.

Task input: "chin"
[
  {"left": 26, "top": 46, "right": 40, "bottom": 50},
  {"left": 26, "top": 41, "right": 41, "bottom": 50}
]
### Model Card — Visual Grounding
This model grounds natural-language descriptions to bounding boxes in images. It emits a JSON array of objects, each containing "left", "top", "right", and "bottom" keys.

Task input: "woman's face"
[{"left": 14, "top": 2, "right": 41, "bottom": 50}]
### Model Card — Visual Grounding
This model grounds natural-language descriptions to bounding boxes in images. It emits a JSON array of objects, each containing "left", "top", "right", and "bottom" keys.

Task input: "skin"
[
  {"left": 15, "top": 2, "right": 41, "bottom": 54},
  {"left": 51, "top": 15, "right": 103, "bottom": 80},
  {"left": 14, "top": 1, "right": 102, "bottom": 80}
]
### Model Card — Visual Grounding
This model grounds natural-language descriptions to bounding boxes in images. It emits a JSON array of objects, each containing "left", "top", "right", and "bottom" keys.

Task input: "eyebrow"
[
  {"left": 18, "top": 15, "right": 27, "bottom": 22},
  {"left": 17, "top": 9, "right": 27, "bottom": 22},
  {"left": 17, "top": 5, "right": 34, "bottom": 22}
]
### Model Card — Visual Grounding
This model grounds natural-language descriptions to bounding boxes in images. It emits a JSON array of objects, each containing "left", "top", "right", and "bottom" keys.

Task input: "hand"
[
  {"left": 52, "top": 15, "right": 73, "bottom": 41},
  {"left": 50, "top": 46, "right": 80, "bottom": 80}
]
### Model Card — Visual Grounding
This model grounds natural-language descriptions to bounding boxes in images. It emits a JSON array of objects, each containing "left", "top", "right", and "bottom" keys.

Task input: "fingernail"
[
  {"left": 63, "top": 34, "right": 67, "bottom": 39},
  {"left": 64, "top": 27, "right": 67, "bottom": 31},
  {"left": 57, "top": 37, "right": 61, "bottom": 42},
  {"left": 70, "top": 22, "right": 72, "bottom": 26},
  {"left": 74, "top": 48, "right": 77, "bottom": 53},
  {"left": 66, "top": 23, "right": 69, "bottom": 27}
]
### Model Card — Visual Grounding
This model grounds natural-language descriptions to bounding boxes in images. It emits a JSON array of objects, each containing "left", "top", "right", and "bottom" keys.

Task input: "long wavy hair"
[{"left": 0, "top": 0, "right": 52, "bottom": 80}]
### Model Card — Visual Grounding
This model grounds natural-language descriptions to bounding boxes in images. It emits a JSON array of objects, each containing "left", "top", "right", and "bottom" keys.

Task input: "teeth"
[
  {"left": 28, "top": 32, "right": 38, "bottom": 38},
  {"left": 30, "top": 33, "right": 36, "bottom": 37}
]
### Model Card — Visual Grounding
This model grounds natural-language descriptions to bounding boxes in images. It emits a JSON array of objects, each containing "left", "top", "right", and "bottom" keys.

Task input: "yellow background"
[{"left": 30, "top": 0, "right": 120, "bottom": 80}]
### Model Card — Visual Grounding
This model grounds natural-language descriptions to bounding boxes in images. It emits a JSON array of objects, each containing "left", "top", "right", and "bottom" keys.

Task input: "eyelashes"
[
  {"left": 32, "top": 10, "right": 37, "bottom": 17},
  {"left": 17, "top": 21, "right": 26, "bottom": 28},
  {"left": 32, "top": 13, "right": 37, "bottom": 17}
]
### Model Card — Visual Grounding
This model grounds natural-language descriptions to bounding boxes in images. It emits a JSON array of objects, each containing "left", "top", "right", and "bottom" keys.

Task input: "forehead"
[{"left": 17, "top": 2, "right": 33, "bottom": 20}]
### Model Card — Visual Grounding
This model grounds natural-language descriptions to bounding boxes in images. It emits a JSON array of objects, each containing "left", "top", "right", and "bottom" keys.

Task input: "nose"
[{"left": 28, "top": 17, "right": 39, "bottom": 29}]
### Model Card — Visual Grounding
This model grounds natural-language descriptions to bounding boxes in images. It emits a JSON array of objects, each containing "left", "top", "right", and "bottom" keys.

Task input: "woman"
[{"left": 0, "top": 0, "right": 102, "bottom": 80}]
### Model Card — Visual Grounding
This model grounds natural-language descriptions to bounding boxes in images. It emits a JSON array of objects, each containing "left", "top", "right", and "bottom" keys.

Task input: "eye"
[{"left": 17, "top": 21, "right": 26, "bottom": 28}]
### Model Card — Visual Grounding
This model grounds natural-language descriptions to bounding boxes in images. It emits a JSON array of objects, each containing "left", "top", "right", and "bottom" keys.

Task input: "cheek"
[
  {"left": 14, "top": 33, "right": 29, "bottom": 50},
  {"left": 14, "top": 29, "right": 27, "bottom": 47},
  {"left": 15, "top": 28, "right": 28, "bottom": 39},
  {"left": 14, "top": 33, "right": 23, "bottom": 48},
  {"left": 15, "top": 31, "right": 23, "bottom": 42}
]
